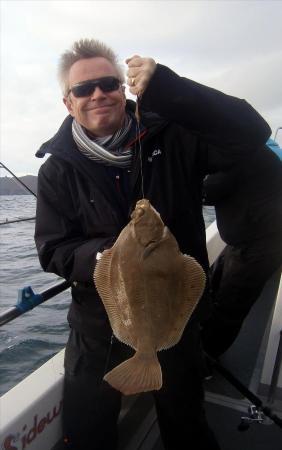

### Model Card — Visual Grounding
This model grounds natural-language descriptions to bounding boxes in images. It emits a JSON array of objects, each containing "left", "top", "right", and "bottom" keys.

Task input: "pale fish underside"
[{"left": 94, "top": 199, "right": 206, "bottom": 395}]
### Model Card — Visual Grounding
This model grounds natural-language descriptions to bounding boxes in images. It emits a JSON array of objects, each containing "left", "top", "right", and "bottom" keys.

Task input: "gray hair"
[{"left": 58, "top": 38, "right": 125, "bottom": 96}]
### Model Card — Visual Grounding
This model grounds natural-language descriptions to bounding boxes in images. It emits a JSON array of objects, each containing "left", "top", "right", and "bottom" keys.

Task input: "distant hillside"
[{"left": 0, "top": 176, "right": 37, "bottom": 195}]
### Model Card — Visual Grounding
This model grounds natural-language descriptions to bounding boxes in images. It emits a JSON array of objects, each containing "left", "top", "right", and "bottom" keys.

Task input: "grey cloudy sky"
[{"left": 1, "top": 0, "right": 282, "bottom": 176}]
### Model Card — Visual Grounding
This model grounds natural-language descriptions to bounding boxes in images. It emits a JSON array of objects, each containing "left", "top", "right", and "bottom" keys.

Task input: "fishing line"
[{"left": 135, "top": 95, "right": 145, "bottom": 199}]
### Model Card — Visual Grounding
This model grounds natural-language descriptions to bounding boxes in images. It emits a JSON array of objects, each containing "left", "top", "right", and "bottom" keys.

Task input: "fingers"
[
  {"left": 125, "top": 54, "right": 142, "bottom": 65},
  {"left": 126, "top": 55, "right": 156, "bottom": 96}
]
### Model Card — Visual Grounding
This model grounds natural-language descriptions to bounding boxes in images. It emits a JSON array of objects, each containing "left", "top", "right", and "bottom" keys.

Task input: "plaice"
[{"left": 94, "top": 199, "right": 206, "bottom": 395}]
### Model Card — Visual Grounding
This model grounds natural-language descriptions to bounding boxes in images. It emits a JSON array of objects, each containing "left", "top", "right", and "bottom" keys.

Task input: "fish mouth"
[{"left": 136, "top": 199, "right": 150, "bottom": 209}]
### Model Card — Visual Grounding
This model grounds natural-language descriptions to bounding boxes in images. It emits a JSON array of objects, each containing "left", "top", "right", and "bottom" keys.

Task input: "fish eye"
[
  {"left": 136, "top": 207, "right": 145, "bottom": 217},
  {"left": 131, "top": 206, "right": 145, "bottom": 221}
]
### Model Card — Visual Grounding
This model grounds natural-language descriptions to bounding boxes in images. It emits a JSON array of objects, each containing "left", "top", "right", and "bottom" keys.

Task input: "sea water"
[{"left": 0, "top": 195, "right": 215, "bottom": 396}]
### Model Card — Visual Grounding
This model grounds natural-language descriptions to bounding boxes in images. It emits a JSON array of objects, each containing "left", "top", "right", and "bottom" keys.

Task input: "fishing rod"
[
  {"left": 0, "top": 280, "right": 71, "bottom": 327},
  {"left": 0, "top": 161, "right": 37, "bottom": 197},
  {"left": 206, "top": 354, "right": 282, "bottom": 430},
  {"left": 0, "top": 216, "right": 36, "bottom": 225}
]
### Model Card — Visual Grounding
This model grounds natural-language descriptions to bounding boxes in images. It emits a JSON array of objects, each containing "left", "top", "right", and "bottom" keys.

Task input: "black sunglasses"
[{"left": 68, "top": 76, "right": 121, "bottom": 98}]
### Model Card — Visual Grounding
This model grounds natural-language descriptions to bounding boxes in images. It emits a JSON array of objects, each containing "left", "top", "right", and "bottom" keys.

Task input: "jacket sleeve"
[
  {"left": 34, "top": 161, "right": 113, "bottom": 283},
  {"left": 203, "top": 165, "right": 244, "bottom": 205},
  {"left": 140, "top": 64, "right": 271, "bottom": 146}
]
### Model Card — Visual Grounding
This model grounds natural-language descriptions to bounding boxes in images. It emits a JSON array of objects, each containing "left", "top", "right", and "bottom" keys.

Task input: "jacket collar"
[{"left": 36, "top": 100, "right": 167, "bottom": 161}]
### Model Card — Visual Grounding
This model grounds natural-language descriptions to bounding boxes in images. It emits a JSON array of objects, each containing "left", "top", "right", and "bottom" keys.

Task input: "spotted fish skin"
[{"left": 94, "top": 199, "right": 206, "bottom": 395}]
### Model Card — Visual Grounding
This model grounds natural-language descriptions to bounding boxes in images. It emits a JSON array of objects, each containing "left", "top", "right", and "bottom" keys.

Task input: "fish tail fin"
[{"left": 104, "top": 353, "right": 162, "bottom": 395}]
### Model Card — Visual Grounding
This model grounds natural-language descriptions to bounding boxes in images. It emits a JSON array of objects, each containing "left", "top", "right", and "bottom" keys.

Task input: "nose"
[{"left": 90, "top": 86, "right": 106, "bottom": 100}]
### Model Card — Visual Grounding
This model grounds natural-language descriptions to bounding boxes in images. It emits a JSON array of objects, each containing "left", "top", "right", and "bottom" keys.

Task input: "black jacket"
[
  {"left": 203, "top": 146, "right": 282, "bottom": 245},
  {"left": 35, "top": 64, "right": 270, "bottom": 337}
]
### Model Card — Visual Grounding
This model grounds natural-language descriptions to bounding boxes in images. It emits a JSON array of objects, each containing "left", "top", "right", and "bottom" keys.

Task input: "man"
[
  {"left": 201, "top": 138, "right": 282, "bottom": 358},
  {"left": 35, "top": 38, "right": 271, "bottom": 450}
]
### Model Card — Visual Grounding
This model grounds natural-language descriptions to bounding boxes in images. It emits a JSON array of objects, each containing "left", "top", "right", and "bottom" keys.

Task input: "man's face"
[{"left": 64, "top": 57, "right": 126, "bottom": 137}]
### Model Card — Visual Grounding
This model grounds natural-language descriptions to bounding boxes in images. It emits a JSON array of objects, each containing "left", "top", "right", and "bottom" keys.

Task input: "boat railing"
[
  {"left": 260, "top": 271, "right": 282, "bottom": 402},
  {"left": 274, "top": 126, "right": 282, "bottom": 141}
]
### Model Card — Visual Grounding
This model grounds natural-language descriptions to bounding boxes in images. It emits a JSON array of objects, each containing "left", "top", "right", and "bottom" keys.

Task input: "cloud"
[
  {"left": 1, "top": 0, "right": 282, "bottom": 175},
  {"left": 206, "top": 51, "right": 282, "bottom": 110}
]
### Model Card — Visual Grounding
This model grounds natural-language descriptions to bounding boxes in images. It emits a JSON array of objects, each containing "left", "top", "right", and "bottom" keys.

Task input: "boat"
[
  {"left": 0, "top": 217, "right": 281, "bottom": 450},
  {"left": 1, "top": 132, "right": 282, "bottom": 449}
]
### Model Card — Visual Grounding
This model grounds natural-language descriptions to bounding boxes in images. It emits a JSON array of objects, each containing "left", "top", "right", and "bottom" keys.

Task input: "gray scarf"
[{"left": 72, "top": 114, "right": 133, "bottom": 168}]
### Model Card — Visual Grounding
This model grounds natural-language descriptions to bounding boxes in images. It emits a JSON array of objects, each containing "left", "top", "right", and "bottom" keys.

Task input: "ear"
[
  {"left": 121, "top": 85, "right": 127, "bottom": 106},
  {"left": 121, "top": 85, "right": 126, "bottom": 97},
  {"left": 63, "top": 96, "right": 75, "bottom": 117}
]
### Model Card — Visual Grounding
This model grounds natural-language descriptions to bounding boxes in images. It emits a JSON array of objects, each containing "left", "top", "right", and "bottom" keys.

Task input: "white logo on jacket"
[{"left": 148, "top": 148, "right": 162, "bottom": 162}]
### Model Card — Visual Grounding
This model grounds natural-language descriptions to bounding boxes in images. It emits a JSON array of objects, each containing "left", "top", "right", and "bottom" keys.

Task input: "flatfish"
[{"left": 94, "top": 199, "right": 206, "bottom": 395}]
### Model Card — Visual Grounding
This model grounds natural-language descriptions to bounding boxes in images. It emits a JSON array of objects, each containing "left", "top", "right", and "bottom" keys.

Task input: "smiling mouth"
[{"left": 86, "top": 105, "right": 113, "bottom": 112}]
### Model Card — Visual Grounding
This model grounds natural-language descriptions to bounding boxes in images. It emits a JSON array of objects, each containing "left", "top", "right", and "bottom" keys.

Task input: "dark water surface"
[{"left": 0, "top": 195, "right": 215, "bottom": 396}]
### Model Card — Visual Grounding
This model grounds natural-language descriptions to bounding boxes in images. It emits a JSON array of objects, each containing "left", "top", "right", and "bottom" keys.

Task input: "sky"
[{"left": 1, "top": 0, "right": 282, "bottom": 176}]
